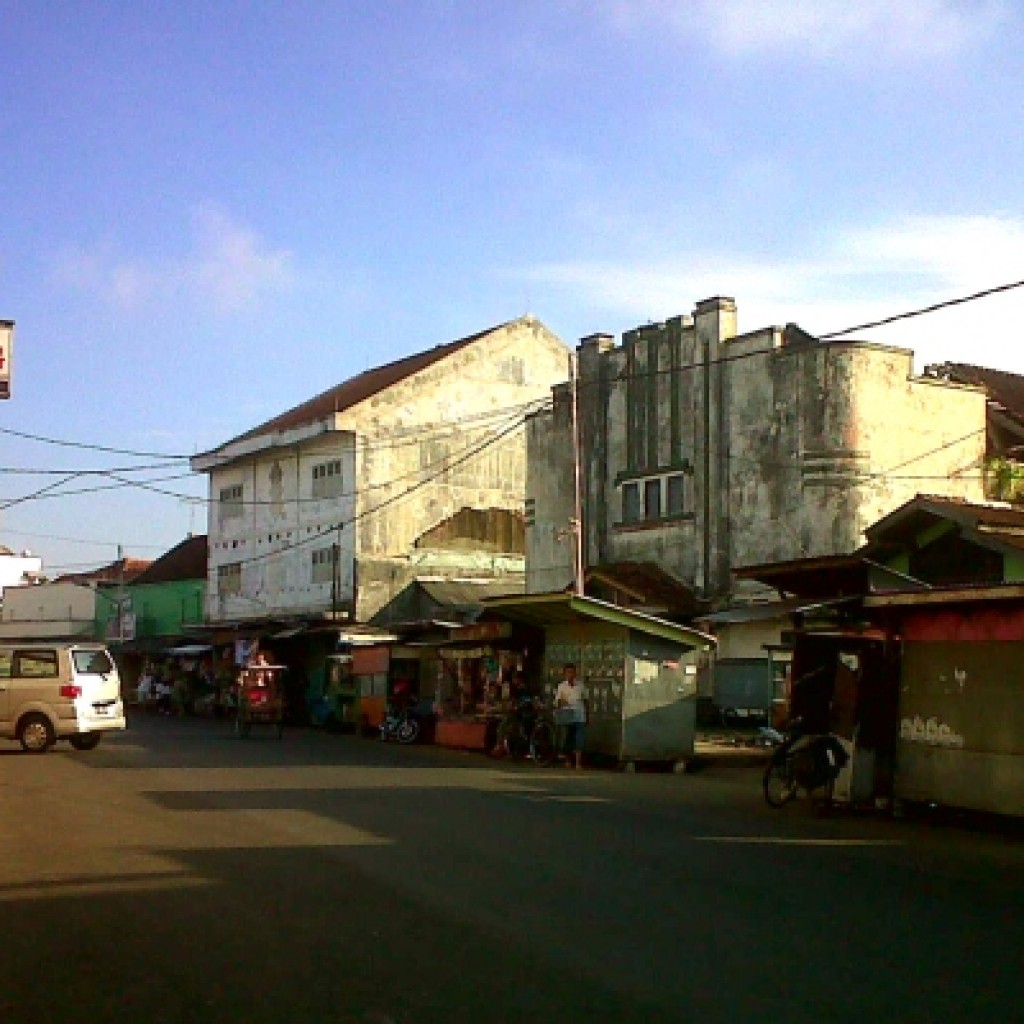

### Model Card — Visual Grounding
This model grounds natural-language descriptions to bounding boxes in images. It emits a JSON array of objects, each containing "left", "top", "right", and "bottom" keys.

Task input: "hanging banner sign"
[{"left": 0, "top": 321, "right": 11, "bottom": 399}]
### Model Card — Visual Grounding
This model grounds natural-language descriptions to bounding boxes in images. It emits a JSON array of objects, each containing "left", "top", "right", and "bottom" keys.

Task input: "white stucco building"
[{"left": 192, "top": 317, "right": 569, "bottom": 626}]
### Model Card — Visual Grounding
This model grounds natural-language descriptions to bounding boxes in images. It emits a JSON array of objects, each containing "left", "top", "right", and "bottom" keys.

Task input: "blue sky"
[{"left": 2, "top": 0, "right": 1024, "bottom": 574}]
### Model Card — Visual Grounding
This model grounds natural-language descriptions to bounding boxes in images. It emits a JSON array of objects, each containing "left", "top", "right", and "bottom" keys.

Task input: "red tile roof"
[
  {"left": 55, "top": 558, "right": 153, "bottom": 586},
  {"left": 132, "top": 535, "right": 208, "bottom": 584},
  {"left": 214, "top": 321, "right": 512, "bottom": 451}
]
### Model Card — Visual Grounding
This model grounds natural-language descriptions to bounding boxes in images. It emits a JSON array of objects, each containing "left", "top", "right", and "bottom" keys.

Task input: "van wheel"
[
  {"left": 19, "top": 713, "right": 55, "bottom": 753},
  {"left": 69, "top": 733, "right": 102, "bottom": 751}
]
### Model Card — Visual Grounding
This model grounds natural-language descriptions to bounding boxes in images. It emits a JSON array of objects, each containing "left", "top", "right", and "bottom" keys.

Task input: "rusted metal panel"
[
  {"left": 352, "top": 645, "right": 389, "bottom": 675},
  {"left": 900, "top": 606, "right": 1024, "bottom": 643},
  {"left": 897, "top": 639, "right": 1024, "bottom": 815}
]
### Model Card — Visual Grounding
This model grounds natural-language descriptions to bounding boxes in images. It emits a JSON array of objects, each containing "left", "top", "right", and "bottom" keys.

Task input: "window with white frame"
[
  {"left": 619, "top": 469, "right": 693, "bottom": 526},
  {"left": 311, "top": 546, "right": 335, "bottom": 584},
  {"left": 219, "top": 483, "right": 243, "bottom": 522},
  {"left": 218, "top": 562, "right": 242, "bottom": 597},
  {"left": 312, "top": 459, "right": 344, "bottom": 499}
]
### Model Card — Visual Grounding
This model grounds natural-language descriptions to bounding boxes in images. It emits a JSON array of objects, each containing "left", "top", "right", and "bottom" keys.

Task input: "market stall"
[
  {"left": 432, "top": 620, "right": 543, "bottom": 751},
  {"left": 481, "top": 594, "right": 715, "bottom": 768}
]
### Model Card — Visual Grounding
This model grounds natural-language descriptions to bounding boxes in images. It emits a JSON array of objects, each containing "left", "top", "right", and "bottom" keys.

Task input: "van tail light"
[{"left": 60, "top": 684, "right": 82, "bottom": 699}]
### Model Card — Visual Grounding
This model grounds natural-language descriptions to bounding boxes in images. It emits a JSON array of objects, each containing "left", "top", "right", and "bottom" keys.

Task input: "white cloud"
[
  {"left": 599, "top": 0, "right": 1009, "bottom": 64},
  {"left": 187, "top": 204, "right": 293, "bottom": 314},
  {"left": 514, "top": 212, "right": 1024, "bottom": 372},
  {"left": 53, "top": 205, "right": 294, "bottom": 316}
]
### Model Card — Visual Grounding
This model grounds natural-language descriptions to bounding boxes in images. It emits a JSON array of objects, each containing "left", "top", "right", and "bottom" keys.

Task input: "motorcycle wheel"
[
  {"left": 396, "top": 717, "right": 420, "bottom": 744},
  {"left": 763, "top": 757, "right": 799, "bottom": 807}
]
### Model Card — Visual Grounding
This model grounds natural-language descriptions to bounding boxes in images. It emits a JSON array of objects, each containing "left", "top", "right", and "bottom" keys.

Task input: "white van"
[{"left": 0, "top": 643, "right": 126, "bottom": 752}]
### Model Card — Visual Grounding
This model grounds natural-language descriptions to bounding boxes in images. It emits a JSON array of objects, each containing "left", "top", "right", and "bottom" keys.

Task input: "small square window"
[{"left": 312, "top": 460, "right": 344, "bottom": 498}]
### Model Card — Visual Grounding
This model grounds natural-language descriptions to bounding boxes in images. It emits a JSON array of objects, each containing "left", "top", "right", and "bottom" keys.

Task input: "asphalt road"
[{"left": 2, "top": 714, "right": 1022, "bottom": 1024}]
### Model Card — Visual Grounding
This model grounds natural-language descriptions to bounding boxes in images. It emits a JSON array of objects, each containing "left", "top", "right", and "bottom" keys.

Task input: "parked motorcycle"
[{"left": 762, "top": 718, "right": 849, "bottom": 808}]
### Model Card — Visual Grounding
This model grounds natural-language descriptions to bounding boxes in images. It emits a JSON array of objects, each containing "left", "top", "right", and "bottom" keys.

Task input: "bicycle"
[
  {"left": 495, "top": 699, "right": 559, "bottom": 767},
  {"left": 762, "top": 719, "right": 848, "bottom": 808}
]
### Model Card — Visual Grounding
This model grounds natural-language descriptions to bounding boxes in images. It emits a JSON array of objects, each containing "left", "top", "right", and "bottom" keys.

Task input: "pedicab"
[{"left": 235, "top": 663, "right": 287, "bottom": 739}]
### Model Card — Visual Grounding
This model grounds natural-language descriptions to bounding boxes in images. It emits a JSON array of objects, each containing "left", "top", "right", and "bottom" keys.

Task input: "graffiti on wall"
[{"left": 900, "top": 715, "right": 965, "bottom": 749}]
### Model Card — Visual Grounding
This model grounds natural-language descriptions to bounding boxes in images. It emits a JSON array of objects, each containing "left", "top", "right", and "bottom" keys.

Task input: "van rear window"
[
  {"left": 15, "top": 650, "right": 58, "bottom": 677},
  {"left": 73, "top": 650, "right": 113, "bottom": 675}
]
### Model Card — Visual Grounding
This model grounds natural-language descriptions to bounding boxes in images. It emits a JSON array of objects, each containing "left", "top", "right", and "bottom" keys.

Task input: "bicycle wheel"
[
  {"left": 763, "top": 756, "right": 798, "bottom": 807},
  {"left": 497, "top": 716, "right": 527, "bottom": 757},
  {"left": 530, "top": 721, "right": 558, "bottom": 766},
  {"left": 396, "top": 716, "right": 420, "bottom": 744}
]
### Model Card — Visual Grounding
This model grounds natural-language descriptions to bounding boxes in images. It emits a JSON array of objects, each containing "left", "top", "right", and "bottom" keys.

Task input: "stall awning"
[
  {"left": 697, "top": 596, "right": 859, "bottom": 626},
  {"left": 480, "top": 593, "right": 715, "bottom": 649},
  {"left": 164, "top": 644, "right": 213, "bottom": 656}
]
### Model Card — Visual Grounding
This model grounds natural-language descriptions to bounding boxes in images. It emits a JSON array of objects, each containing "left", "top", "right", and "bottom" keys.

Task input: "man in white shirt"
[{"left": 554, "top": 662, "right": 586, "bottom": 769}]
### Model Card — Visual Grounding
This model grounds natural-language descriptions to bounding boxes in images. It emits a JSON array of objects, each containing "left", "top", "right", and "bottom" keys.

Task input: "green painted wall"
[
  {"left": 1005, "top": 552, "right": 1024, "bottom": 583},
  {"left": 96, "top": 580, "right": 206, "bottom": 638}
]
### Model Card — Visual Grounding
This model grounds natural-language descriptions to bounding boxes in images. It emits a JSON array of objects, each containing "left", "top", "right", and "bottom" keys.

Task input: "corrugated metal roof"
[
  {"left": 697, "top": 596, "right": 859, "bottom": 625},
  {"left": 417, "top": 579, "right": 525, "bottom": 607},
  {"left": 481, "top": 592, "right": 715, "bottom": 648},
  {"left": 864, "top": 495, "right": 1024, "bottom": 553},
  {"left": 865, "top": 582, "right": 1024, "bottom": 608}
]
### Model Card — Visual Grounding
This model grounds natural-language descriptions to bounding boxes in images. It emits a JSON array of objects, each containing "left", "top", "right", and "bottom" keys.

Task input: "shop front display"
[{"left": 432, "top": 621, "right": 542, "bottom": 750}]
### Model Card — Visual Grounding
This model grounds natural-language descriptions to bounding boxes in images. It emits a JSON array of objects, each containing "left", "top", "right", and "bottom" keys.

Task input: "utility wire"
[
  {"left": 0, "top": 426, "right": 191, "bottom": 459},
  {"left": 0, "top": 461, "right": 186, "bottom": 476},
  {"left": 1, "top": 473, "right": 85, "bottom": 511},
  {"left": 0, "top": 472, "right": 198, "bottom": 505},
  {"left": 223, "top": 412, "right": 532, "bottom": 571},
  {"left": 819, "top": 278, "right": 1024, "bottom": 339}
]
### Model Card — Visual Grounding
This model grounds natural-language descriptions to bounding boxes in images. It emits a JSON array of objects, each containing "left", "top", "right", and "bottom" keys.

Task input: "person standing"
[{"left": 555, "top": 662, "right": 587, "bottom": 769}]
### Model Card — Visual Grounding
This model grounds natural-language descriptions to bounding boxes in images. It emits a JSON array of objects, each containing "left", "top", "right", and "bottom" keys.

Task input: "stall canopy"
[
  {"left": 163, "top": 644, "right": 213, "bottom": 657},
  {"left": 480, "top": 593, "right": 716, "bottom": 649}
]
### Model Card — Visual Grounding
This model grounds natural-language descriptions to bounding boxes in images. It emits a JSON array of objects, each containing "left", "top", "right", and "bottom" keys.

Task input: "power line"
[
  {"left": 0, "top": 426, "right": 191, "bottom": 459},
  {"left": 0, "top": 471, "right": 198, "bottom": 505},
  {"left": 819, "top": 278, "right": 1024, "bottom": 339},
  {"left": 0, "top": 527, "right": 169, "bottom": 550},
  {"left": 0, "top": 461, "right": 186, "bottom": 476},
  {"left": 220, "top": 411, "right": 533, "bottom": 571}
]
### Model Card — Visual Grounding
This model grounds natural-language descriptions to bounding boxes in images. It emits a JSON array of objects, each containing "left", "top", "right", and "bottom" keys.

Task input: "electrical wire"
[
  {"left": 818, "top": 278, "right": 1024, "bottom": 339},
  {"left": 220, "top": 411, "right": 533, "bottom": 571},
  {"left": 0, "top": 461, "right": 186, "bottom": 476},
  {"left": 0, "top": 426, "right": 191, "bottom": 459}
]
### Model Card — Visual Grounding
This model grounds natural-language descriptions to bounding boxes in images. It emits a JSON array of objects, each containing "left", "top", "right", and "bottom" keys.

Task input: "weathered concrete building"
[
  {"left": 193, "top": 317, "right": 568, "bottom": 626},
  {"left": 527, "top": 296, "right": 988, "bottom": 606}
]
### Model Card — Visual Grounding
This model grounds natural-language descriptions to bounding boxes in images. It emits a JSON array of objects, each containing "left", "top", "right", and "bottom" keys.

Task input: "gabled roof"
[
  {"left": 131, "top": 535, "right": 208, "bottom": 584},
  {"left": 209, "top": 320, "right": 516, "bottom": 453},
  {"left": 863, "top": 494, "right": 1024, "bottom": 554},
  {"left": 733, "top": 554, "right": 902, "bottom": 599},
  {"left": 584, "top": 561, "right": 702, "bottom": 616}
]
